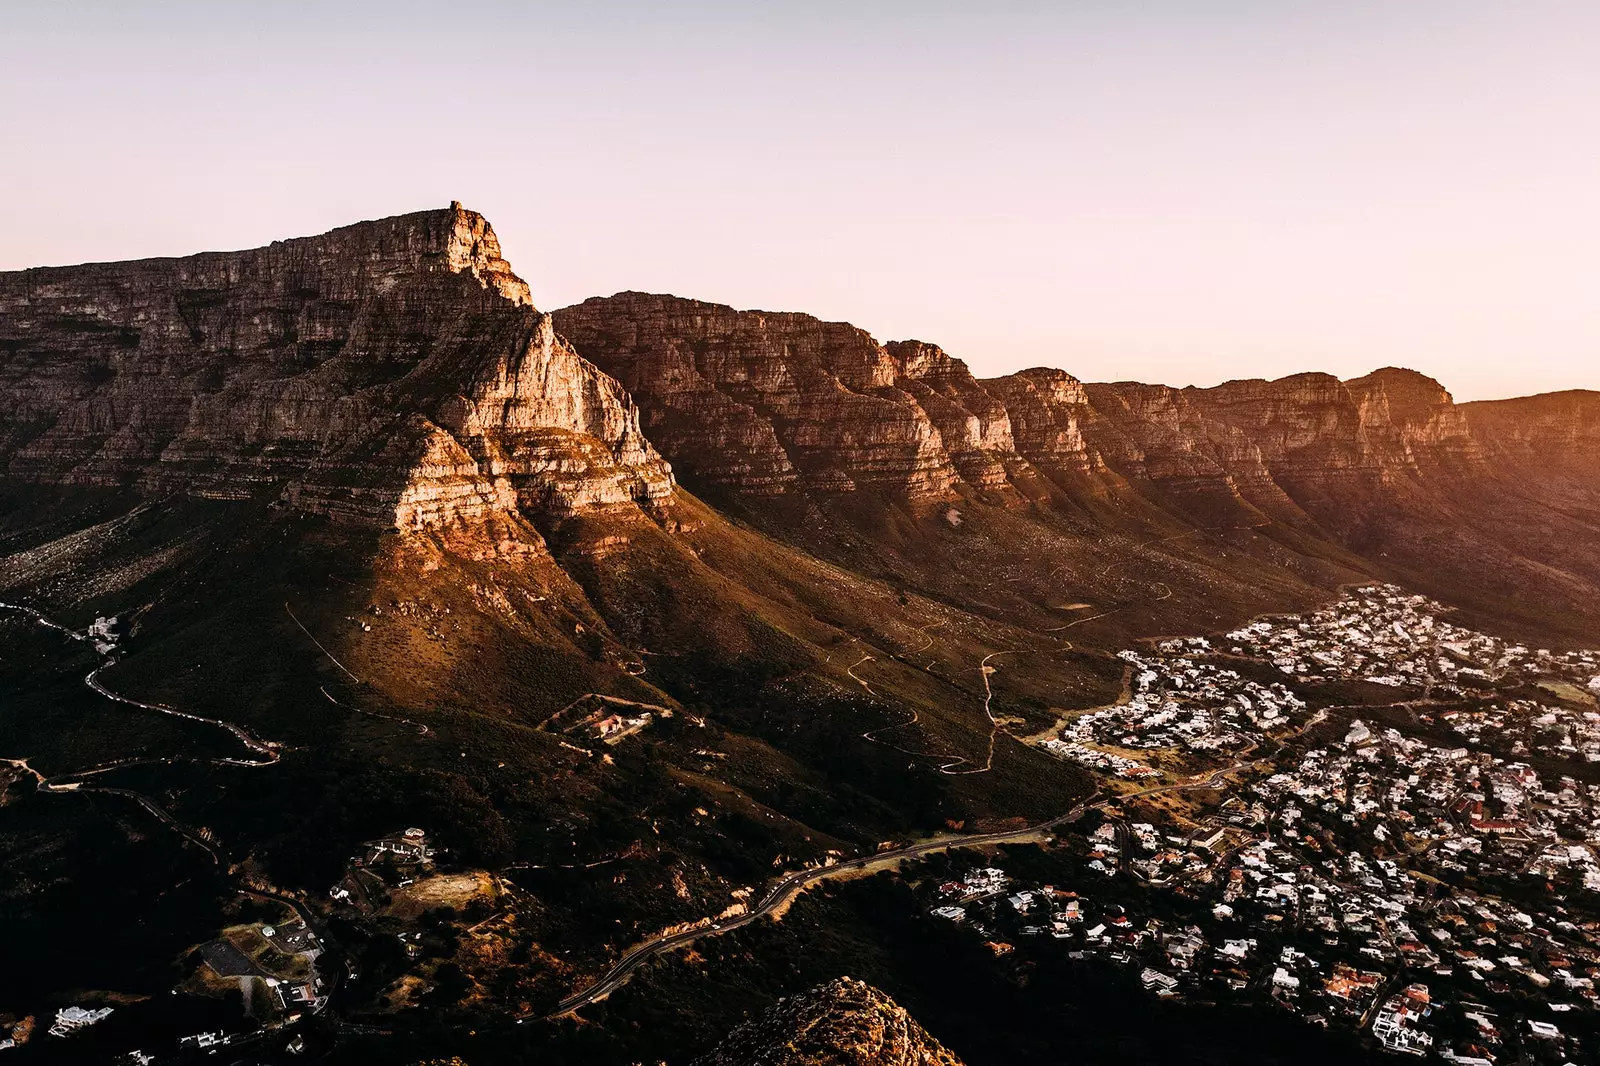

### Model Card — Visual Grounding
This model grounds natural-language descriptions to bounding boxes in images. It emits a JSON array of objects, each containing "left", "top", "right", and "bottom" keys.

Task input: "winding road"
[
  {"left": 538, "top": 745, "right": 1279, "bottom": 1019},
  {"left": 3, "top": 600, "right": 280, "bottom": 767},
  {"left": 1, "top": 602, "right": 276, "bottom": 867},
  {"left": 1, "top": 600, "right": 340, "bottom": 1017}
]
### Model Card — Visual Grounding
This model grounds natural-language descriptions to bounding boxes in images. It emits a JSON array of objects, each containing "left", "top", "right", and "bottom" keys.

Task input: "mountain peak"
[{"left": 0, "top": 206, "right": 670, "bottom": 530}]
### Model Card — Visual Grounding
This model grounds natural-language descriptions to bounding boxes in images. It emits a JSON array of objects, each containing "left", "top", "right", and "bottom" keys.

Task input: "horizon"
[
  {"left": 5, "top": 7, "right": 1600, "bottom": 1062},
  {"left": 11, "top": 198, "right": 1592, "bottom": 405},
  {"left": 5, "top": 2, "right": 1599, "bottom": 401}
]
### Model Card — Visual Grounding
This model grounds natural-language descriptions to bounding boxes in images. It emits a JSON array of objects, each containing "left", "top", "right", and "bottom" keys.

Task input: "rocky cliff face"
[
  {"left": 555, "top": 293, "right": 1596, "bottom": 533},
  {"left": 979, "top": 368, "right": 1094, "bottom": 478},
  {"left": 883, "top": 339, "right": 1019, "bottom": 492},
  {"left": 693, "top": 978, "right": 964, "bottom": 1066},
  {"left": 5, "top": 214, "right": 1597, "bottom": 621},
  {"left": 1463, "top": 389, "right": 1600, "bottom": 479},
  {"left": 1183, "top": 368, "right": 1486, "bottom": 501},
  {"left": 553, "top": 294, "right": 1003, "bottom": 503},
  {"left": 553, "top": 287, "right": 1600, "bottom": 639},
  {"left": 0, "top": 205, "right": 672, "bottom": 532}
]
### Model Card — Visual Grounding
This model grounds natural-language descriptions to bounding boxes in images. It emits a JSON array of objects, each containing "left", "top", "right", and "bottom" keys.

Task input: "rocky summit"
[
  {"left": 694, "top": 978, "right": 964, "bottom": 1066},
  {"left": 0, "top": 204, "right": 673, "bottom": 535}
]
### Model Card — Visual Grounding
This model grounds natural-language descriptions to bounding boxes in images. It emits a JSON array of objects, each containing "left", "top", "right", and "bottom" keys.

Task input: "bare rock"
[
  {"left": 554, "top": 294, "right": 963, "bottom": 502},
  {"left": 0, "top": 205, "right": 673, "bottom": 533},
  {"left": 694, "top": 977, "right": 964, "bottom": 1066}
]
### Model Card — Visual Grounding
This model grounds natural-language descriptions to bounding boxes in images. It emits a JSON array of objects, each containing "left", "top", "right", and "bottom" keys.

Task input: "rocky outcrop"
[
  {"left": 1058, "top": 368, "right": 1518, "bottom": 527},
  {"left": 885, "top": 340, "right": 1018, "bottom": 491},
  {"left": 979, "top": 368, "right": 1093, "bottom": 477},
  {"left": 553, "top": 294, "right": 970, "bottom": 502},
  {"left": 693, "top": 977, "right": 964, "bottom": 1066},
  {"left": 0, "top": 205, "right": 673, "bottom": 531},
  {"left": 1187, "top": 369, "right": 1486, "bottom": 499},
  {"left": 553, "top": 290, "right": 1598, "bottom": 533},
  {"left": 1463, "top": 389, "right": 1600, "bottom": 477},
  {"left": 1342, "top": 367, "right": 1485, "bottom": 476},
  {"left": 1071, "top": 380, "right": 1292, "bottom": 521}
]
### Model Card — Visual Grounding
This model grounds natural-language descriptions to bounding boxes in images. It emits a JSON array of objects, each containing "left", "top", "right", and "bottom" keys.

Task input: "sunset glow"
[{"left": 5, "top": 1, "right": 1598, "bottom": 398}]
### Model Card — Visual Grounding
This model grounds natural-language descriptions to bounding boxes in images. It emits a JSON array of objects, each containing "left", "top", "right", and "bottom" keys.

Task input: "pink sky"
[{"left": 3, "top": 2, "right": 1597, "bottom": 400}]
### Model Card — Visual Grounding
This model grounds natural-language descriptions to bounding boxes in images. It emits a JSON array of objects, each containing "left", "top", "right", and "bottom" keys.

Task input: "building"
[{"left": 48, "top": 1007, "right": 113, "bottom": 1039}]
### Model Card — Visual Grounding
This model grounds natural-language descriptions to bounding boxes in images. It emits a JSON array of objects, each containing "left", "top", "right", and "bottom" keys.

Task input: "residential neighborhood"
[{"left": 939, "top": 586, "right": 1600, "bottom": 1062}]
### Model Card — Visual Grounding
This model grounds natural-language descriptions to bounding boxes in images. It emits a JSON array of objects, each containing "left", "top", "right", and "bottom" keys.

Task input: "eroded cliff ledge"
[
  {"left": 556, "top": 291, "right": 1600, "bottom": 535},
  {"left": 554, "top": 293, "right": 1021, "bottom": 504},
  {"left": 0, "top": 205, "right": 674, "bottom": 534}
]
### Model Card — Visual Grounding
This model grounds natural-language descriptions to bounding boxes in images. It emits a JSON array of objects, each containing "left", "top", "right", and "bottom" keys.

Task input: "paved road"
[
  {"left": 540, "top": 705, "right": 1338, "bottom": 1019},
  {"left": 539, "top": 752, "right": 1269, "bottom": 1019},
  {"left": 52, "top": 780, "right": 227, "bottom": 863},
  {"left": 87, "top": 666, "right": 279, "bottom": 765},
  {"left": 3, "top": 599, "right": 336, "bottom": 1012}
]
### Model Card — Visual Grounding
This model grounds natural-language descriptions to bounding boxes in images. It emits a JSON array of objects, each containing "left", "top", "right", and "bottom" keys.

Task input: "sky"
[{"left": 3, "top": 2, "right": 1598, "bottom": 400}]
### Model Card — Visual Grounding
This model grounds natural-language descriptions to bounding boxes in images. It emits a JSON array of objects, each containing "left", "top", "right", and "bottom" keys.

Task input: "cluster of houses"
[
  {"left": 47, "top": 1006, "right": 113, "bottom": 1038},
  {"left": 1430, "top": 699, "right": 1600, "bottom": 765},
  {"left": 332, "top": 827, "right": 438, "bottom": 909},
  {"left": 927, "top": 791, "right": 1595, "bottom": 1062},
  {"left": 1054, "top": 646, "right": 1307, "bottom": 761},
  {"left": 1220, "top": 585, "right": 1600, "bottom": 695},
  {"left": 1371, "top": 984, "right": 1434, "bottom": 1056},
  {"left": 966, "top": 584, "right": 1600, "bottom": 1060},
  {"left": 195, "top": 915, "right": 329, "bottom": 1030},
  {"left": 1039, "top": 737, "right": 1162, "bottom": 779},
  {"left": 541, "top": 694, "right": 664, "bottom": 746}
]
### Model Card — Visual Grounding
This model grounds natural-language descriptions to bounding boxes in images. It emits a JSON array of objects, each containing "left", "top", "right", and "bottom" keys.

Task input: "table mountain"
[
  {"left": 0, "top": 204, "right": 673, "bottom": 535},
  {"left": 4, "top": 208, "right": 1600, "bottom": 1061}
]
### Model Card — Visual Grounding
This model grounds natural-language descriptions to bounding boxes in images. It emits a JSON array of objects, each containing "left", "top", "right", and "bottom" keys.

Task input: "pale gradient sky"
[{"left": 4, "top": 2, "right": 1598, "bottom": 400}]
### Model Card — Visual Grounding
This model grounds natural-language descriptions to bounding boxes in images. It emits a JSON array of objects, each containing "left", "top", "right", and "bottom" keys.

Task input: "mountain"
[
  {"left": 693, "top": 978, "right": 964, "bottom": 1066},
  {"left": 554, "top": 292, "right": 1600, "bottom": 642},
  {"left": 0, "top": 203, "right": 672, "bottom": 529},
  {"left": 2, "top": 206, "right": 1598, "bottom": 1065}
]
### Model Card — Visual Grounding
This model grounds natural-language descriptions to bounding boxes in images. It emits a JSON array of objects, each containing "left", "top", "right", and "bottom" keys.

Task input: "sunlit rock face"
[
  {"left": 693, "top": 977, "right": 966, "bottom": 1066},
  {"left": 555, "top": 286, "right": 1599, "bottom": 539},
  {"left": 0, "top": 204, "right": 674, "bottom": 531},
  {"left": 978, "top": 367, "right": 1089, "bottom": 478},
  {"left": 1188, "top": 369, "right": 1486, "bottom": 497},
  {"left": 1068, "top": 368, "right": 1515, "bottom": 526},
  {"left": 884, "top": 339, "right": 1018, "bottom": 492},
  {"left": 555, "top": 293, "right": 973, "bottom": 502},
  {"left": 1463, "top": 388, "right": 1600, "bottom": 474}
]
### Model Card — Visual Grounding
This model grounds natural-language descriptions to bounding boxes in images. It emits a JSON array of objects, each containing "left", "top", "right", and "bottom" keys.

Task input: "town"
[
  {"left": 12, "top": 586, "right": 1600, "bottom": 1063},
  {"left": 935, "top": 586, "right": 1600, "bottom": 1062}
]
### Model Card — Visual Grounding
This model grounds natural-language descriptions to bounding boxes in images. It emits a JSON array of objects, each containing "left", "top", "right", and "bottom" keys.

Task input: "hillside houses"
[{"left": 997, "top": 584, "right": 1600, "bottom": 1062}]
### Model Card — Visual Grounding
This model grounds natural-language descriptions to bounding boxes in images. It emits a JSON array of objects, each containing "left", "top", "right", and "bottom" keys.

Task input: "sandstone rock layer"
[{"left": 0, "top": 205, "right": 673, "bottom": 533}]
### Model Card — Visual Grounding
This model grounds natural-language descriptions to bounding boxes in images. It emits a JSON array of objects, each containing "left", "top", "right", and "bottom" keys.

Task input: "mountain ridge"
[
  {"left": 5, "top": 204, "right": 1600, "bottom": 649},
  {"left": 4, "top": 204, "right": 1600, "bottom": 1066},
  {"left": 0, "top": 204, "right": 673, "bottom": 541}
]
